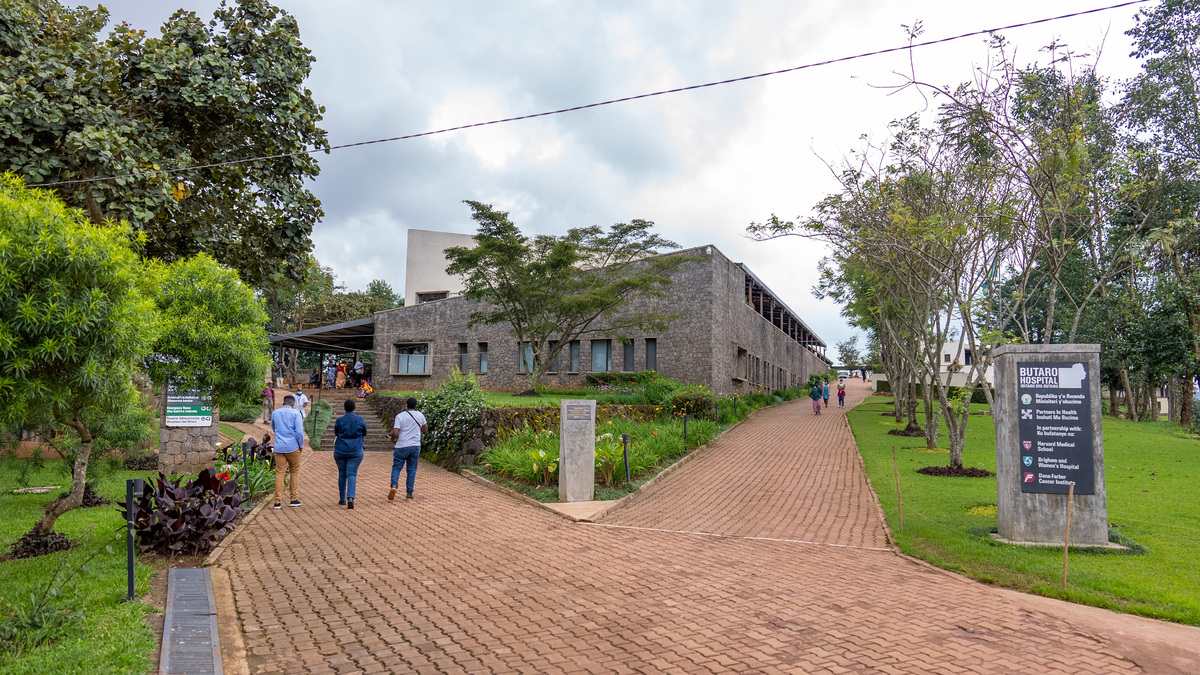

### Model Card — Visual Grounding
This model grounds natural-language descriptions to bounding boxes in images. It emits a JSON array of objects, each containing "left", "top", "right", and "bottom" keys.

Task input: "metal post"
[
  {"left": 242, "top": 438, "right": 251, "bottom": 504},
  {"left": 733, "top": 395, "right": 739, "bottom": 420},
  {"left": 683, "top": 414, "right": 689, "bottom": 450},
  {"left": 621, "top": 434, "right": 631, "bottom": 485},
  {"left": 715, "top": 400, "right": 720, "bottom": 428},
  {"left": 126, "top": 478, "right": 143, "bottom": 602}
]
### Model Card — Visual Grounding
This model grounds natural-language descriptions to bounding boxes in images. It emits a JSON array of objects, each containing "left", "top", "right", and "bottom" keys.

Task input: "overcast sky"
[{"left": 83, "top": 0, "right": 1149, "bottom": 350}]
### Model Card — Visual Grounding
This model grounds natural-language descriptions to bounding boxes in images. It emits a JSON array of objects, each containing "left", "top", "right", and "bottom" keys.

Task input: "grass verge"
[
  {"left": 0, "top": 459, "right": 158, "bottom": 674},
  {"left": 848, "top": 395, "right": 1200, "bottom": 626},
  {"left": 306, "top": 399, "right": 333, "bottom": 450}
]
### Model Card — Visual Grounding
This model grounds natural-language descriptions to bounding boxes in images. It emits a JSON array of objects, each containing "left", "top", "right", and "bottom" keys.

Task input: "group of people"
[
  {"left": 321, "top": 357, "right": 367, "bottom": 389},
  {"left": 266, "top": 391, "right": 427, "bottom": 510},
  {"left": 809, "top": 377, "right": 848, "bottom": 415}
]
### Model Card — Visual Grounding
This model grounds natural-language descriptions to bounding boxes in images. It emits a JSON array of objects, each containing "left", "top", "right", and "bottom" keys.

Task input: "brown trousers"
[{"left": 274, "top": 451, "right": 302, "bottom": 503}]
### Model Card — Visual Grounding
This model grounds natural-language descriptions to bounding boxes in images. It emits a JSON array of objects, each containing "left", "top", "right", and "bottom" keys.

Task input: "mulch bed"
[
  {"left": 55, "top": 482, "right": 110, "bottom": 508},
  {"left": 5, "top": 530, "right": 75, "bottom": 560},
  {"left": 916, "top": 465, "right": 995, "bottom": 478},
  {"left": 887, "top": 428, "right": 925, "bottom": 437}
]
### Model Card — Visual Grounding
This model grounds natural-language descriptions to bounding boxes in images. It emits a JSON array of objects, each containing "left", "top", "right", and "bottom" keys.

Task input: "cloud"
[{"left": 84, "top": 0, "right": 1143, "bottom": 348}]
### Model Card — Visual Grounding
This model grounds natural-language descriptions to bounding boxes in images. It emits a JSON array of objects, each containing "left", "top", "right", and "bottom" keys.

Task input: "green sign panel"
[{"left": 165, "top": 387, "right": 212, "bottom": 427}]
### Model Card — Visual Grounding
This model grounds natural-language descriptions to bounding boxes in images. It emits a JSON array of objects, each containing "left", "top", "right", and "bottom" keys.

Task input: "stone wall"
[{"left": 372, "top": 244, "right": 828, "bottom": 395}]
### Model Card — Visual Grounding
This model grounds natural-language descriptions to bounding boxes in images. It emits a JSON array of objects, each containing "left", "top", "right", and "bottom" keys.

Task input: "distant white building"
[
  {"left": 403, "top": 229, "right": 476, "bottom": 307},
  {"left": 936, "top": 339, "right": 994, "bottom": 386}
]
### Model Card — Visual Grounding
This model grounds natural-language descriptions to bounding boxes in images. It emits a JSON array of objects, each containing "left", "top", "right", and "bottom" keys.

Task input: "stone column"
[
  {"left": 993, "top": 344, "right": 1108, "bottom": 546},
  {"left": 158, "top": 384, "right": 220, "bottom": 476},
  {"left": 559, "top": 399, "right": 596, "bottom": 502}
]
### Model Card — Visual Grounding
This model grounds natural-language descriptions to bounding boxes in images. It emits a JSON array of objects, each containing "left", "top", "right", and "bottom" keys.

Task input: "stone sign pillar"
[
  {"left": 158, "top": 384, "right": 219, "bottom": 476},
  {"left": 559, "top": 399, "right": 596, "bottom": 503},
  {"left": 993, "top": 344, "right": 1108, "bottom": 546}
]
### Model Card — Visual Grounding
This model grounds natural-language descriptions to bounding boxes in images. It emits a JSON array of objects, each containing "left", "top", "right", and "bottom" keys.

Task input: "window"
[
  {"left": 943, "top": 353, "right": 951, "bottom": 363},
  {"left": 518, "top": 341, "right": 535, "bottom": 373},
  {"left": 548, "top": 340, "right": 559, "bottom": 372},
  {"left": 623, "top": 341, "right": 635, "bottom": 371},
  {"left": 393, "top": 343, "right": 429, "bottom": 374},
  {"left": 591, "top": 339, "right": 611, "bottom": 372},
  {"left": 964, "top": 349, "right": 973, "bottom": 366},
  {"left": 458, "top": 343, "right": 469, "bottom": 372},
  {"left": 478, "top": 342, "right": 488, "bottom": 374},
  {"left": 569, "top": 340, "right": 580, "bottom": 372},
  {"left": 416, "top": 291, "right": 448, "bottom": 303},
  {"left": 645, "top": 338, "right": 657, "bottom": 371}
]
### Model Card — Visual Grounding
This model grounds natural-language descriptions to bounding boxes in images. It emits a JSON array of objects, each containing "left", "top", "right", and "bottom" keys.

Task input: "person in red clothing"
[{"left": 837, "top": 378, "right": 846, "bottom": 407}]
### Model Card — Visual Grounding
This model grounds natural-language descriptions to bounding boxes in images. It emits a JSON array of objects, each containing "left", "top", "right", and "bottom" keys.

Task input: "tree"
[
  {"left": 142, "top": 254, "right": 271, "bottom": 411},
  {"left": 444, "top": 201, "right": 693, "bottom": 394},
  {"left": 0, "top": 0, "right": 329, "bottom": 287},
  {"left": 835, "top": 336, "right": 862, "bottom": 368},
  {"left": 0, "top": 173, "right": 157, "bottom": 536}
]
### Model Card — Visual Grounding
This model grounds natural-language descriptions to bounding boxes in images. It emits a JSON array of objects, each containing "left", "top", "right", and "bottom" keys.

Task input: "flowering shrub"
[
  {"left": 669, "top": 386, "right": 715, "bottom": 417},
  {"left": 417, "top": 367, "right": 486, "bottom": 465}
]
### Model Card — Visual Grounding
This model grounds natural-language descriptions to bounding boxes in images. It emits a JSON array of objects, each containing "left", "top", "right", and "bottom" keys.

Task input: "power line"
[{"left": 27, "top": 0, "right": 1151, "bottom": 189}]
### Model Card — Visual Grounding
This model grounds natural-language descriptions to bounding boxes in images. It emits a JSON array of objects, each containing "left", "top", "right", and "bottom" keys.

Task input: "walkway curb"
[
  {"left": 842, "top": 395, "right": 898, "bottom": 552},
  {"left": 461, "top": 469, "right": 578, "bottom": 522},
  {"left": 204, "top": 448, "right": 314, "bottom": 567}
]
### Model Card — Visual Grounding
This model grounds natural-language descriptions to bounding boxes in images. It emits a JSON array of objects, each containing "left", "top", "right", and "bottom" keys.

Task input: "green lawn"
[
  {"left": 848, "top": 396, "right": 1200, "bottom": 625},
  {"left": 217, "top": 423, "right": 245, "bottom": 443},
  {"left": 0, "top": 460, "right": 157, "bottom": 674}
]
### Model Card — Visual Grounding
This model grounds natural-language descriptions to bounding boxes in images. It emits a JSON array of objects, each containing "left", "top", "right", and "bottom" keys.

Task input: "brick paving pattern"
[
  {"left": 219, "top": 379, "right": 1186, "bottom": 674},
  {"left": 600, "top": 381, "right": 887, "bottom": 548}
]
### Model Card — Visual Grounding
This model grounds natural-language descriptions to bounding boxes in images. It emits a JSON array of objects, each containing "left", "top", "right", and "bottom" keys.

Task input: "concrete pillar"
[
  {"left": 558, "top": 399, "right": 595, "bottom": 503},
  {"left": 993, "top": 344, "right": 1108, "bottom": 546}
]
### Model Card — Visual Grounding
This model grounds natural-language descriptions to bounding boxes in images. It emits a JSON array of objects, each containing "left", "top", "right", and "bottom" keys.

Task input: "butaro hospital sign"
[{"left": 994, "top": 344, "right": 1110, "bottom": 547}]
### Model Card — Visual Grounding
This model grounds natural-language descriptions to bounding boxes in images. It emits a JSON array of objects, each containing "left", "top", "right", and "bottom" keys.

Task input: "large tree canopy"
[
  {"left": 0, "top": 0, "right": 329, "bottom": 286},
  {"left": 445, "top": 201, "right": 692, "bottom": 393},
  {"left": 0, "top": 173, "right": 157, "bottom": 535}
]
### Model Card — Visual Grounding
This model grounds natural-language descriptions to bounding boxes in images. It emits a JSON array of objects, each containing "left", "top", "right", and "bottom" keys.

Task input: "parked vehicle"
[{"left": 837, "top": 369, "right": 851, "bottom": 378}]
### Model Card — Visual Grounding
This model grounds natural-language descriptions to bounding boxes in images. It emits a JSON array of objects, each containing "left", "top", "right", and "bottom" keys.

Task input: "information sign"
[
  {"left": 1016, "top": 362, "right": 1094, "bottom": 494},
  {"left": 564, "top": 404, "right": 592, "bottom": 421},
  {"left": 165, "top": 387, "right": 213, "bottom": 427}
]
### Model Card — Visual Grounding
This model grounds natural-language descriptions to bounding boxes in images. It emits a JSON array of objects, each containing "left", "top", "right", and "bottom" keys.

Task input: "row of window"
[
  {"left": 393, "top": 339, "right": 658, "bottom": 375},
  {"left": 734, "top": 346, "right": 794, "bottom": 390}
]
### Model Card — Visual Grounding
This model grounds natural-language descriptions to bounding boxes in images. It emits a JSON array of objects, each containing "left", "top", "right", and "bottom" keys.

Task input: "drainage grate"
[{"left": 160, "top": 568, "right": 223, "bottom": 675}]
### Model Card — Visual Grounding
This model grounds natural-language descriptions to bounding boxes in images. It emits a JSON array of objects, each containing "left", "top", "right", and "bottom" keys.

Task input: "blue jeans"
[
  {"left": 334, "top": 452, "right": 363, "bottom": 500},
  {"left": 391, "top": 446, "right": 420, "bottom": 493}
]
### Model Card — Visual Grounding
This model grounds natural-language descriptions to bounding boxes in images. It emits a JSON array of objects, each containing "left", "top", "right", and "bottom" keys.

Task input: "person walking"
[
  {"left": 353, "top": 358, "right": 364, "bottom": 387},
  {"left": 837, "top": 378, "right": 847, "bottom": 407},
  {"left": 325, "top": 359, "right": 337, "bottom": 388},
  {"left": 294, "top": 389, "right": 309, "bottom": 419},
  {"left": 270, "top": 395, "right": 305, "bottom": 508},
  {"left": 861, "top": 366, "right": 867, "bottom": 381},
  {"left": 823, "top": 379, "right": 831, "bottom": 407},
  {"left": 333, "top": 399, "right": 367, "bottom": 509},
  {"left": 809, "top": 382, "right": 822, "bottom": 415},
  {"left": 261, "top": 382, "right": 275, "bottom": 424},
  {"left": 335, "top": 362, "right": 347, "bottom": 389},
  {"left": 387, "top": 397, "right": 427, "bottom": 501}
]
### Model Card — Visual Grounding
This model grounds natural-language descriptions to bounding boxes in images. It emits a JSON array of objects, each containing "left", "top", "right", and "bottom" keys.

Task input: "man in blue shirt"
[{"left": 270, "top": 395, "right": 306, "bottom": 509}]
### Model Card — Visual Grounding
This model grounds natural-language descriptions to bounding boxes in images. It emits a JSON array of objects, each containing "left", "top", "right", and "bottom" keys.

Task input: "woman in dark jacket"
[{"left": 333, "top": 399, "right": 368, "bottom": 508}]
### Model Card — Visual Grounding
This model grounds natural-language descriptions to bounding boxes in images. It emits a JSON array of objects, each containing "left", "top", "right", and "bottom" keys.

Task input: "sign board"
[
  {"left": 1016, "top": 361, "right": 1094, "bottom": 494},
  {"left": 165, "top": 387, "right": 213, "bottom": 427},
  {"left": 564, "top": 403, "right": 592, "bottom": 421}
]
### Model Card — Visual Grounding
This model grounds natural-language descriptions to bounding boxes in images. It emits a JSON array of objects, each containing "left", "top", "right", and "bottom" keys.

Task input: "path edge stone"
[
  {"left": 203, "top": 448, "right": 313, "bottom": 566},
  {"left": 462, "top": 469, "right": 578, "bottom": 521},
  {"left": 208, "top": 566, "right": 250, "bottom": 675},
  {"left": 842, "top": 399, "right": 898, "bottom": 551}
]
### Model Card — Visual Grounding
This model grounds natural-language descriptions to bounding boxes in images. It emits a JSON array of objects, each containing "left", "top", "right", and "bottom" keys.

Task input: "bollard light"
[
  {"left": 683, "top": 414, "right": 689, "bottom": 450},
  {"left": 621, "top": 434, "right": 631, "bottom": 484}
]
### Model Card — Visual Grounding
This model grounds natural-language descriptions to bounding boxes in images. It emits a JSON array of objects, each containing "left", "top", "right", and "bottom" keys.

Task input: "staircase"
[{"left": 313, "top": 390, "right": 395, "bottom": 452}]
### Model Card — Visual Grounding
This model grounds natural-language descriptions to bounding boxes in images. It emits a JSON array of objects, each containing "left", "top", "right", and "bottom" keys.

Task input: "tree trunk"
[
  {"left": 1121, "top": 369, "right": 1138, "bottom": 422},
  {"left": 904, "top": 381, "right": 922, "bottom": 434},
  {"left": 34, "top": 421, "right": 92, "bottom": 534},
  {"left": 1109, "top": 382, "right": 1119, "bottom": 417},
  {"left": 1183, "top": 376, "right": 1194, "bottom": 427}
]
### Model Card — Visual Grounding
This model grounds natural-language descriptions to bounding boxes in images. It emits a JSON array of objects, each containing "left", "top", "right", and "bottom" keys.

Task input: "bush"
[
  {"left": 417, "top": 367, "right": 486, "bottom": 466},
  {"left": 644, "top": 377, "right": 684, "bottom": 405},
  {"left": 125, "top": 468, "right": 245, "bottom": 556},
  {"left": 584, "top": 371, "right": 657, "bottom": 387},
  {"left": 669, "top": 386, "right": 715, "bottom": 417},
  {"left": 220, "top": 404, "right": 262, "bottom": 424}
]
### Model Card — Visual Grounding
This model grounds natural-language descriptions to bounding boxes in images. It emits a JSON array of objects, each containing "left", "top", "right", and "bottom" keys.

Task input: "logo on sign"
[
  {"left": 1023, "top": 473, "right": 1036, "bottom": 483},
  {"left": 1022, "top": 440, "right": 1032, "bottom": 450},
  {"left": 1023, "top": 456, "right": 1033, "bottom": 466},
  {"left": 1020, "top": 409, "right": 1033, "bottom": 420},
  {"left": 1021, "top": 394, "right": 1032, "bottom": 405}
]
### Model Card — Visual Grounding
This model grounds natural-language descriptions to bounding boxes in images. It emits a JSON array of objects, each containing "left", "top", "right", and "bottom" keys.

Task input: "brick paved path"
[{"left": 219, "top": 379, "right": 1198, "bottom": 674}]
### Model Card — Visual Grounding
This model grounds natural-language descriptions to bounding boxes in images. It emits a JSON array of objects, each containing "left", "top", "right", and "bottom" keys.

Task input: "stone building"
[{"left": 274, "top": 245, "right": 828, "bottom": 395}]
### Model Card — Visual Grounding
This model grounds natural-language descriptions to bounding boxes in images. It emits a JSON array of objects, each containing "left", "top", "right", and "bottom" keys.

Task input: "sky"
[{"left": 81, "top": 0, "right": 1151, "bottom": 350}]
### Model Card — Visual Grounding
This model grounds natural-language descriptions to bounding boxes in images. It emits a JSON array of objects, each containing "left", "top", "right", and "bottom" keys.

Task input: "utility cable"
[{"left": 27, "top": 0, "right": 1151, "bottom": 189}]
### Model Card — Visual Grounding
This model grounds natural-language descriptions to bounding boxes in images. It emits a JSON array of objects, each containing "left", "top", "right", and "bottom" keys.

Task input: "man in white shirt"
[
  {"left": 353, "top": 359, "right": 364, "bottom": 386},
  {"left": 387, "top": 397, "right": 427, "bottom": 501},
  {"left": 293, "top": 389, "right": 308, "bottom": 418}
]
